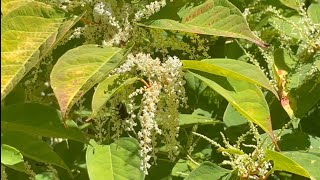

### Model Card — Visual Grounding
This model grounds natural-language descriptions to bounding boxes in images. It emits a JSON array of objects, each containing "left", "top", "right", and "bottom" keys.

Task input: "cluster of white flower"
[
  {"left": 134, "top": 0, "right": 167, "bottom": 21},
  {"left": 111, "top": 53, "right": 187, "bottom": 174},
  {"left": 69, "top": 27, "right": 85, "bottom": 40}
]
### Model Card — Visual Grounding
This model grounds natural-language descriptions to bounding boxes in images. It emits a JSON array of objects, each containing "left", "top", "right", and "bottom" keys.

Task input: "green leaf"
[
  {"left": 1, "top": 103, "right": 87, "bottom": 143},
  {"left": 269, "top": 16, "right": 303, "bottom": 40},
  {"left": 188, "top": 71, "right": 277, "bottom": 144},
  {"left": 184, "top": 72, "right": 207, "bottom": 96},
  {"left": 282, "top": 151, "right": 320, "bottom": 180},
  {"left": 2, "top": 131, "right": 70, "bottom": 173},
  {"left": 179, "top": 114, "right": 221, "bottom": 126},
  {"left": 92, "top": 74, "right": 139, "bottom": 116},
  {"left": 5, "top": 162, "right": 28, "bottom": 174},
  {"left": 182, "top": 59, "right": 278, "bottom": 98},
  {"left": 138, "top": 0, "right": 266, "bottom": 47},
  {"left": 308, "top": 3, "right": 320, "bottom": 24},
  {"left": 172, "top": 159, "right": 191, "bottom": 178},
  {"left": 50, "top": 45, "right": 128, "bottom": 117},
  {"left": 223, "top": 103, "right": 247, "bottom": 127},
  {"left": 286, "top": 63, "right": 313, "bottom": 90},
  {"left": 279, "top": 0, "right": 301, "bottom": 10},
  {"left": 1, "top": 2, "right": 79, "bottom": 100},
  {"left": 185, "top": 162, "right": 230, "bottom": 180},
  {"left": 86, "top": 138, "right": 144, "bottom": 180},
  {"left": 316, "top": 59, "right": 320, "bottom": 71},
  {"left": 273, "top": 48, "right": 297, "bottom": 72},
  {"left": 1, "top": 144, "right": 24, "bottom": 166},
  {"left": 179, "top": 108, "right": 221, "bottom": 127},
  {"left": 35, "top": 172, "right": 59, "bottom": 180},
  {"left": 287, "top": 75, "right": 320, "bottom": 117},
  {"left": 265, "top": 150, "right": 319, "bottom": 180}
]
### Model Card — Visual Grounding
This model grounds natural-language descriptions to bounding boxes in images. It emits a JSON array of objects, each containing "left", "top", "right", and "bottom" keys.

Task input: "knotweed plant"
[{"left": 3, "top": 0, "right": 320, "bottom": 179}]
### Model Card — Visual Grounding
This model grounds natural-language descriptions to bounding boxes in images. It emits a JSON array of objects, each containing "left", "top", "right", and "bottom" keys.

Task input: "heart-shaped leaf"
[
  {"left": 86, "top": 138, "right": 144, "bottom": 180},
  {"left": 50, "top": 45, "right": 129, "bottom": 117},
  {"left": 139, "top": 0, "right": 266, "bottom": 47}
]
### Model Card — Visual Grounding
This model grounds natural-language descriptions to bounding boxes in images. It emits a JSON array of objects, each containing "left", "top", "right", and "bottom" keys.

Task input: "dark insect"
[{"left": 117, "top": 102, "right": 130, "bottom": 119}]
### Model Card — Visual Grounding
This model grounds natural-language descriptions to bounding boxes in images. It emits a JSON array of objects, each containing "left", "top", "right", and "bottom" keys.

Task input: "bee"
[{"left": 116, "top": 102, "right": 130, "bottom": 120}]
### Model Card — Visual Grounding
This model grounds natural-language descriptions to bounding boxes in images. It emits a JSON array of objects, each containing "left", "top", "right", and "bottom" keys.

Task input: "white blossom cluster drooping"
[{"left": 111, "top": 53, "right": 187, "bottom": 174}]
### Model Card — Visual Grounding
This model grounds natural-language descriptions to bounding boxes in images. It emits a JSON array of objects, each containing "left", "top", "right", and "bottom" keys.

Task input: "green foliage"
[
  {"left": 1, "top": 0, "right": 319, "bottom": 179},
  {"left": 86, "top": 138, "right": 144, "bottom": 180}
]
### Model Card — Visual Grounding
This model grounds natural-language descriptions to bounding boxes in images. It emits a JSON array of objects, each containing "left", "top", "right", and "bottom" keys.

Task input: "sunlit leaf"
[
  {"left": 1, "top": 103, "right": 87, "bottom": 143},
  {"left": 182, "top": 59, "right": 278, "bottom": 98},
  {"left": 35, "top": 172, "right": 59, "bottom": 180},
  {"left": 188, "top": 71, "right": 277, "bottom": 145},
  {"left": 51, "top": 45, "right": 129, "bottom": 117},
  {"left": 1, "top": 0, "right": 32, "bottom": 16},
  {"left": 86, "top": 138, "right": 144, "bottom": 180},
  {"left": 316, "top": 60, "right": 320, "bottom": 71},
  {"left": 1, "top": 144, "right": 24, "bottom": 166},
  {"left": 269, "top": 16, "right": 303, "bottom": 40},
  {"left": 1, "top": 1, "right": 79, "bottom": 100},
  {"left": 308, "top": 3, "right": 320, "bottom": 24},
  {"left": 171, "top": 159, "right": 190, "bottom": 178},
  {"left": 279, "top": 0, "right": 300, "bottom": 10},
  {"left": 139, "top": 0, "right": 266, "bottom": 47},
  {"left": 266, "top": 150, "right": 319, "bottom": 180}
]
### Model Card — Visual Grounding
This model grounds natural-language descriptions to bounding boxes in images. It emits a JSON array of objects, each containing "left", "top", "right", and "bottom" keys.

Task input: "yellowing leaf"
[
  {"left": 139, "top": 0, "right": 266, "bottom": 47},
  {"left": 182, "top": 59, "right": 279, "bottom": 98},
  {"left": 1, "top": 0, "right": 32, "bottom": 16},
  {"left": 189, "top": 71, "right": 277, "bottom": 146},
  {"left": 50, "top": 45, "right": 128, "bottom": 117},
  {"left": 1, "top": 1, "right": 80, "bottom": 100}
]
